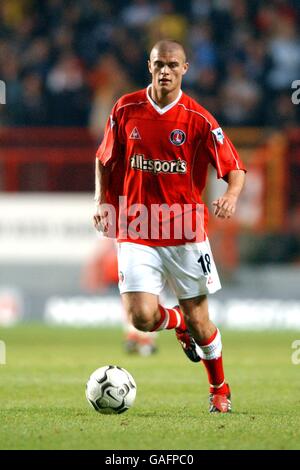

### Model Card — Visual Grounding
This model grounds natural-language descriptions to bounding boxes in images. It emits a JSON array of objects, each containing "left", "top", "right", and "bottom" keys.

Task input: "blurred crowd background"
[
  {"left": 0, "top": 0, "right": 300, "bottom": 132},
  {"left": 0, "top": 0, "right": 300, "bottom": 328}
]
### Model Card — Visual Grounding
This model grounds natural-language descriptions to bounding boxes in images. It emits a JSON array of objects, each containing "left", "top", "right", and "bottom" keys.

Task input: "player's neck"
[{"left": 149, "top": 86, "right": 181, "bottom": 109}]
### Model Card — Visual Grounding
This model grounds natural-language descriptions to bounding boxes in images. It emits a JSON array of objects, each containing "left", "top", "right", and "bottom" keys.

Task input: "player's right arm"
[
  {"left": 93, "top": 104, "right": 121, "bottom": 233},
  {"left": 93, "top": 158, "right": 111, "bottom": 233}
]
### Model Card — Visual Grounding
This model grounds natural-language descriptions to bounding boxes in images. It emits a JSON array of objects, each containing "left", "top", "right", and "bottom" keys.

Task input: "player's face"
[{"left": 148, "top": 48, "right": 188, "bottom": 95}]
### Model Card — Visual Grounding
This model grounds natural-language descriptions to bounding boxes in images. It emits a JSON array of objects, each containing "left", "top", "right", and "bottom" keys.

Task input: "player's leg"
[
  {"left": 122, "top": 291, "right": 160, "bottom": 331},
  {"left": 118, "top": 242, "right": 187, "bottom": 333},
  {"left": 179, "top": 295, "right": 231, "bottom": 413},
  {"left": 124, "top": 287, "right": 169, "bottom": 356},
  {"left": 122, "top": 292, "right": 187, "bottom": 332},
  {"left": 159, "top": 240, "right": 231, "bottom": 412},
  {"left": 179, "top": 295, "right": 215, "bottom": 342}
]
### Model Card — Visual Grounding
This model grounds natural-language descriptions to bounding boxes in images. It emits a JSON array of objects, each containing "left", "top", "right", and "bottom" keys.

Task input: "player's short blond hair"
[{"left": 150, "top": 40, "right": 187, "bottom": 63}]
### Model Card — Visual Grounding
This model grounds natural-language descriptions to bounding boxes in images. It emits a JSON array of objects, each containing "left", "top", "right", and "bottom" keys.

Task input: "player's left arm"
[
  {"left": 200, "top": 116, "right": 246, "bottom": 219},
  {"left": 212, "top": 169, "right": 245, "bottom": 219}
]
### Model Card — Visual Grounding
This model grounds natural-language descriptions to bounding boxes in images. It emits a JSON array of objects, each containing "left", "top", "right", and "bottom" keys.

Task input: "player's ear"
[
  {"left": 182, "top": 62, "right": 189, "bottom": 75},
  {"left": 148, "top": 60, "right": 152, "bottom": 74}
]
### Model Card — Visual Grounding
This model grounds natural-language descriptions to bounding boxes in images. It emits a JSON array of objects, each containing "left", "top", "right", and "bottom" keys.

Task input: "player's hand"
[
  {"left": 93, "top": 204, "right": 109, "bottom": 233},
  {"left": 212, "top": 193, "right": 237, "bottom": 219}
]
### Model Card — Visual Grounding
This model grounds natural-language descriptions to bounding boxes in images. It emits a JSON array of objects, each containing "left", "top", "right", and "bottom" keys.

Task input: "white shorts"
[{"left": 117, "top": 239, "right": 221, "bottom": 300}]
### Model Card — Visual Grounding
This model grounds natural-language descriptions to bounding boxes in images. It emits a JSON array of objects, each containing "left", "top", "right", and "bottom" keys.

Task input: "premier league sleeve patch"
[
  {"left": 212, "top": 127, "right": 225, "bottom": 144},
  {"left": 170, "top": 129, "right": 186, "bottom": 146}
]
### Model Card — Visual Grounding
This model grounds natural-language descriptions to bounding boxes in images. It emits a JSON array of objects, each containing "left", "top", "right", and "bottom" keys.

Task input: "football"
[{"left": 85, "top": 365, "right": 137, "bottom": 414}]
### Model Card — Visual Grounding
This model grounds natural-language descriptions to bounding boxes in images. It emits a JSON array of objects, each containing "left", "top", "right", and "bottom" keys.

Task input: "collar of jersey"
[{"left": 146, "top": 85, "right": 182, "bottom": 115}]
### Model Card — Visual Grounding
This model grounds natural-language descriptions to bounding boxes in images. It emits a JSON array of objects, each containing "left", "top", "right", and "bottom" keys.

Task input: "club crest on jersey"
[
  {"left": 170, "top": 129, "right": 186, "bottom": 146},
  {"left": 212, "top": 127, "right": 224, "bottom": 144},
  {"left": 129, "top": 127, "right": 141, "bottom": 140}
]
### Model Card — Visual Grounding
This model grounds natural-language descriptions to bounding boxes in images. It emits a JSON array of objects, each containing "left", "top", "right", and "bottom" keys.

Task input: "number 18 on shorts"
[{"left": 117, "top": 238, "right": 221, "bottom": 300}]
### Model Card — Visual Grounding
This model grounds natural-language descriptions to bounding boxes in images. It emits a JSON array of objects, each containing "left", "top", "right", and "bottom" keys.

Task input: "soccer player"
[{"left": 93, "top": 40, "right": 246, "bottom": 413}]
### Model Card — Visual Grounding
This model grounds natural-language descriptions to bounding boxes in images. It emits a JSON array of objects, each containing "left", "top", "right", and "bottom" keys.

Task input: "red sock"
[
  {"left": 200, "top": 329, "right": 227, "bottom": 395},
  {"left": 151, "top": 305, "right": 186, "bottom": 332}
]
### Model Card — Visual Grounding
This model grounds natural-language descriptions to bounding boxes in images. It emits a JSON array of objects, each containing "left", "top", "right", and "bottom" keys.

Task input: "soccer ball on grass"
[{"left": 86, "top": 365, "right": 137, "bottom": 414}]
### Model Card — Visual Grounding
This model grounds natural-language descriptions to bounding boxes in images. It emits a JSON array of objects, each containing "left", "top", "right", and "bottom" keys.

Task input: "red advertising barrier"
[{"left": 0, "top": 128, "right": 96, "bottom": 191}]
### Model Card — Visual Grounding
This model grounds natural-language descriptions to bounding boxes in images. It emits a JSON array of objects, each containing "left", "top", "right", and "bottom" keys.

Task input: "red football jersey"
[{"left": 96, "top": 86, "right": 246, "bottom": 246}]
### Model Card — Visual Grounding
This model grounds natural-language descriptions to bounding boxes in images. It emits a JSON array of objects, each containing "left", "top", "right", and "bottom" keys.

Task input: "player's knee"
[
  {"left": 132, "top": 318, "right": 151, "bottom": 332},
  {"left": 130, "top": 307, "right": 156, "bottom": 332}
]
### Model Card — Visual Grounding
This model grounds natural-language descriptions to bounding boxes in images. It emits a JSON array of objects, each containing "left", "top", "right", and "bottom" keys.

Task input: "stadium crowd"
[{"left": 0, "top": 0, "right": 299, "bottom": 132}]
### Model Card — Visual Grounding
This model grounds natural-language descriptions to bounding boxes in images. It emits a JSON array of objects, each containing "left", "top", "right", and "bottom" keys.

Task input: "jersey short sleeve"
[
  {"left": 96, "top": 103, "right": 122, "bottom": 166},
  {"left": 201, "top": 115, "right": 245, "bottom": 179}
]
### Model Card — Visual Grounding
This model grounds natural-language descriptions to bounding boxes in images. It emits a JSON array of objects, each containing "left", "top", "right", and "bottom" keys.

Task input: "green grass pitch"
[{"left": 0, "top": 325, "right": 299, "bottom": 450}]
